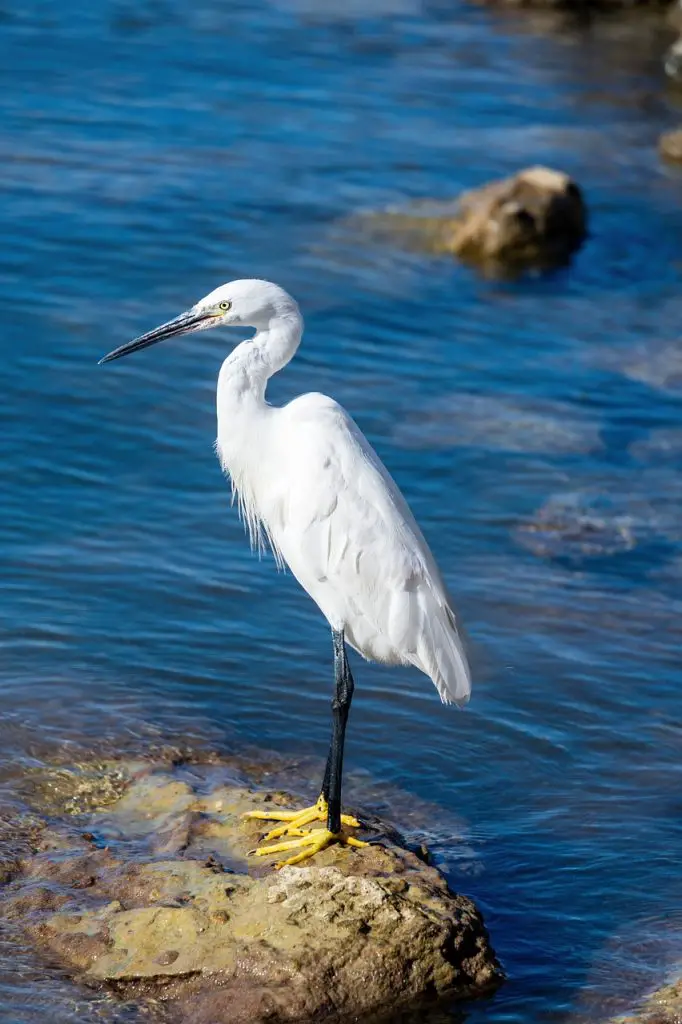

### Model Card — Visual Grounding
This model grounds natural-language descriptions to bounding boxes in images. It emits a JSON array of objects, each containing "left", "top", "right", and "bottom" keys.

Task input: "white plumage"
[
  {"left": 100, "top": 277, "right": 470, "bottom": 706},
  {"left": 100, "top": 276, "right": 473, "bottom": 862},
  {"left": 208, "top": 279, "right": 471, "bottom": 706}
]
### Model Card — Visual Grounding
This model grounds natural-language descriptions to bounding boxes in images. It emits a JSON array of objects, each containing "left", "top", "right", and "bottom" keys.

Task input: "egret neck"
[
  {"left": 215, "top": 308, "right": 303, "bottom": 558},
  {"left": 218, "top": 308, "right": 302, "bottom": 413}
]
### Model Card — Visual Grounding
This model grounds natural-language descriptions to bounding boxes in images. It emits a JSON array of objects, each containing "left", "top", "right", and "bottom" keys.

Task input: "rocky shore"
[
  {"left": 612, "top": 978, "right": 682, "bottom": 1024},
  {"left": 0, "top": 756, "right": 502, "bottom": 1024}
]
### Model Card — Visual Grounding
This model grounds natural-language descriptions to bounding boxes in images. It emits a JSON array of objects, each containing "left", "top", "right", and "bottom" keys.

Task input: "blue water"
[{"left": 2, "top": 1, "right": 682, "bottom": 1021}]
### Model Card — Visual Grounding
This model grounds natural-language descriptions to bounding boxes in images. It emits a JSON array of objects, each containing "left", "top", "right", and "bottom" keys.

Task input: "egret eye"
[{"left": 219, "top": 300, "right": 231, "bottom": 312}]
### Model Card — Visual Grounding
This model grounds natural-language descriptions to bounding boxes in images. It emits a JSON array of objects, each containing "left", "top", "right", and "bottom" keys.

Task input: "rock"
[
  {"left": 515, "top": 491, "right": 638, "bottom": 561},
  {"left": 1, "top": 760, "right": 502, "bottom": 1023},
  {"left": 659, "top": 128, "right": 682, "bottom": 162},
  {"left": 664, "top": 1, "right": 682, "bottom": 82},
  {"left": 445, "top": 167, "right": 586, "bottom": 268},
  {"left": 516, "top": 481, "right": 682, "bottom": 565},
  {"left": 474, "top": 0, "right": 671, "bottom": 9},
  {"left": 357, "top": 167, "right": 586, "bottom": 275},
  {"left": 26, "top": 760, "right": 132, "bottom": 815},
  {"left": 611, "top": 976, "right": 682, "bottom": 1024},
  {"left": 664, "top": 41, "right": 682, "bottom": 81}
]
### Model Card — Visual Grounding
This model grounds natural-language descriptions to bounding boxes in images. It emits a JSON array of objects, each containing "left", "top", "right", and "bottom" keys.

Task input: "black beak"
[{"left": 98, "top": 309, "right": 215, "bottom": 365}]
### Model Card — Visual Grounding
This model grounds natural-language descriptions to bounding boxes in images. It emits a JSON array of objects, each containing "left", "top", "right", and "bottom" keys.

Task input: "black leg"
[
  {"left": 321, "top": 746, "right": 332, "bottom": 805},
  {"left": 320, "top": 631, "right": 342, "bottom": 803},
  {"left": 322, "top": 628, "right": 355, "bottom": 834}
]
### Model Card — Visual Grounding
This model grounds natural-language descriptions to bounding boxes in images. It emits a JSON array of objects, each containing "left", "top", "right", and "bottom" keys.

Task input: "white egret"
[{"left": 99, "top": 279, "right": 471, "bottom": 867}]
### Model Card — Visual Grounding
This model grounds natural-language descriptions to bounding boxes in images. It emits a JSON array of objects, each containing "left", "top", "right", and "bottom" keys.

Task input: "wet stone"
[
  {"left": 0, "top": 758, "right": 503, "bottom": 1024},
  {"left": 475, "top": 0, "right": 671, "bottom": 10},
  {"left": 354, "top": 165, "right": 586, "bottom": 276},
  {"left": 611, "top": 976, "right": 682, "bottom": 1024},
  {"left": 659, "top": 128, "right": 682, "bottom": 163},
  {"left": 516, "top": 491, "right": 639, "bottom": 560},
  {"left": 26, "top": 761, "right": 134, "bottom": 816}
]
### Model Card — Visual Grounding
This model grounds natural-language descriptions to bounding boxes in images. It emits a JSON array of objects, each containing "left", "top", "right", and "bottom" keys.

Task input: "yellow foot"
[
  {"left": 244, "top": 794, "right": 360, "bottom": 841},
  {"left": 252, "top": 828, "right": 368, "bottom": 868}
]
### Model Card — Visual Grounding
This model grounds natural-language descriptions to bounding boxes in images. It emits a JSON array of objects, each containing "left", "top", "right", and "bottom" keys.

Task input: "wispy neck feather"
[{"left": 215, "top": 310, "right": 303, "bottom": 566}]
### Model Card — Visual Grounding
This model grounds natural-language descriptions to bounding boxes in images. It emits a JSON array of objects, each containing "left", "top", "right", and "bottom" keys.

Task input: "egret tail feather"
[{"left": 412, "top": 600, "right": 471, "bottom": 707}]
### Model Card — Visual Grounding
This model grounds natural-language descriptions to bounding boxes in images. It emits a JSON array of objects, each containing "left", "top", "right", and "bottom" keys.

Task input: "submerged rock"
[
  {"left": 659, "top": 127, "right": 682, "bottom": 162},
  {"left": 515, "top": 491, "right": 638, "bottom": 560},
  {"left": 664, "top": 43, "right": 682, "bottom": 82},
  {"left": 0, "top": 760, "right": 502, "bottom": 1024},
  {"left": 664, "top": 1, "right": 682, "bottom": 80},
  {"left": 612, "top": 977, "right": 682, "bottom": 1023},
  {"left": 26, "top": 760, "right": 132, "bottom": 815},
  {"left": 357, "top": 166, "right": 586, "bottom": 275},
  {"left": 473, "top": 0, "right": 671, "bottom": 9}
]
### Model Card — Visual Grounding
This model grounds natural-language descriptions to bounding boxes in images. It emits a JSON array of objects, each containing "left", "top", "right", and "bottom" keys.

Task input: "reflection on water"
[{"left": 1, "top": 0, "right": 682, "bottom": 1021}]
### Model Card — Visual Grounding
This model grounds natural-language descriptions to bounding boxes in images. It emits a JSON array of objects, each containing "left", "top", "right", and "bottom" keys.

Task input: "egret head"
[{"left": 98, "top": 279, "right": 299, "bottom": 364}]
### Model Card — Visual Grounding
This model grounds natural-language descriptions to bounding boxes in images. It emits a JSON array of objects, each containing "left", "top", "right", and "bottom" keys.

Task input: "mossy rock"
[{"left": 1, "top": 758, "right": 503, "bottom": 1024}]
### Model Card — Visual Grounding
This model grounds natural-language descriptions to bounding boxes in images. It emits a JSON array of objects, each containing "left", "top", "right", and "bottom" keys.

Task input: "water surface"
[{"left": 1, "top": 1, "right": 682, "bottom": 1021}]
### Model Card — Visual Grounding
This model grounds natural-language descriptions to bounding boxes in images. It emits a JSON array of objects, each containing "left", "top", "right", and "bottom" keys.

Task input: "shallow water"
[{"left": 2, "top": 0, "right": 682, "bottom": 1020}]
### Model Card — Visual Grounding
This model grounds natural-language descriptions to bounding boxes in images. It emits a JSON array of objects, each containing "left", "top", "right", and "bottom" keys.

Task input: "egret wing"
[{"left": 276, "top": 394, "right": 471, "bottom": 705}]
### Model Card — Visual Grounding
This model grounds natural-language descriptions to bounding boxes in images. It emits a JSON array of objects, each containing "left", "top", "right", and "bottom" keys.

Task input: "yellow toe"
[
  {"left": 253, "top": 834, "right": 320, "bottom": 856},
  {"left": 243, "top": 808, "right": 304, "bottom": 823},
  {"left": 264, "top": 806, "right": 321, "bottom": 840},
  {"left": 252, "top": 827, "right": 369, "bottom": 868},
  {"left": 273, "top": 830, "right": 369, "bottom": 868},
  {"left": 274, "top": 829, "right": 336, "bottom": 867},
  {"left": 244, "top": 794, "right": 361, "bottom": 840},
  {"left": 245, "top": 794, "right": 366, "bottom": 867}
]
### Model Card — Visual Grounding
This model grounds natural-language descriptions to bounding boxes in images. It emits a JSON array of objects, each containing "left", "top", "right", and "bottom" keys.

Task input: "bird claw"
[
  {"left": 244, "top": 794, "right": 360, "bottom": 841},
  {"left": 253, "top": 828, "right": 368, "bottom": 868},
  {"left": 245, "top": 794, "right": 367, "bottom": 866}
]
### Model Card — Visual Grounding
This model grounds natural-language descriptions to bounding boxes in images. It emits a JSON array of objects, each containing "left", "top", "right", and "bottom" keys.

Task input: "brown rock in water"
[
  {"left": 474, "top": 0, "right": 671, "bottom": 9},
  {"left": 515, "top": 491, "right": 637, "bottom": 561},
  {"left": 359, "top": 166, "right": 586, "bottom": 274},
  {"left": 611, "top": 976, "right": 682, "bottom": 1024},
  {"left": 445, "top": 166, "right": 586, "bottom": 268},
  {"left": 659, "top": 128, "right": 682, "bottom": 163},
  {"left": 0, "top": 761, "right": 502, "bottom": 1024}
]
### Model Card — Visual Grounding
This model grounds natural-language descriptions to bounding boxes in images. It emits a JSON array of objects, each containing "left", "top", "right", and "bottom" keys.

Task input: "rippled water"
[{"left": 2, "top": 1, "right": 682, "bottom": 1021}]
